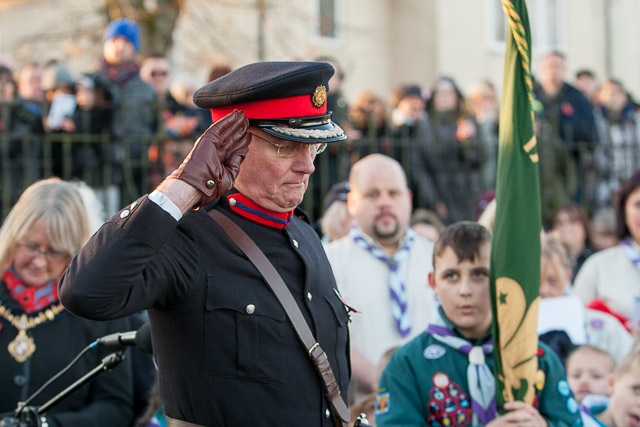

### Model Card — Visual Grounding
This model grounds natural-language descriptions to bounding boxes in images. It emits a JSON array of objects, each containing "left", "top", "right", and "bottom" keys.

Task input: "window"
[
  {"left": 486, "top": 0, "right": 565, "bottom": 54},
  {"left": 318, "top": 0, "right": 336, "bottom": 38}
]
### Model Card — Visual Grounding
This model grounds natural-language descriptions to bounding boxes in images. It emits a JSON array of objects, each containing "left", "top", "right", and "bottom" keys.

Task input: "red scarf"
[{"left": 2, "top": 268, "right": 59, "bottom": 314}]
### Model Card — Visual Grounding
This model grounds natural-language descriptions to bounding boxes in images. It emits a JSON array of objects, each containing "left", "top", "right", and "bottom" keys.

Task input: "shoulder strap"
[{"left": 208, "top": 209, "right": 350, "bottom": 426}]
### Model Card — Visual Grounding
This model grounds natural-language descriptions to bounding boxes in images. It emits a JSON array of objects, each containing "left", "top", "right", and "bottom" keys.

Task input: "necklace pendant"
[{"left": 8, "top": 329, "right": 36, "bottom": 363}]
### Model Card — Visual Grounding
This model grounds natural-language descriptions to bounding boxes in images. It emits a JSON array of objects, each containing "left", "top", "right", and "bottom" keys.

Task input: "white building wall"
[
  {"left": 606, "top": 0, "right": 640, "bottom": 100},
  {"left": 1, "top": 0, "right": 640, "bottom": 105}
]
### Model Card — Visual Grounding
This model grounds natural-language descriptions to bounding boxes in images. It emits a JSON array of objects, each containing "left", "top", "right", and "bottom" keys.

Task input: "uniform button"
[
  {"left": 130, "top": 201, "right": 138, "bottom": 210},
  {"left": 120, "top": 209, "right": 130, "bottom": 218},
  {"left": 206, "top": 179, "right": 215, "bottom": 189},
  {"left": 325, "top": 409, "right": 331, "bottom": 418},
  {"left": 14, "top": 374, "right": 27, "bottom": 387},
  {"left": 229, "top": 198, "right": 237, "bottom": 206},
  {"left": 307, "top": 292, "right": 312, "bottom": 301},
  {"left": 246, "top": 304, "right": 255, "bottom": 314},
  {"left": 292, "top": 239, "right": 299, "bottom": 248}
]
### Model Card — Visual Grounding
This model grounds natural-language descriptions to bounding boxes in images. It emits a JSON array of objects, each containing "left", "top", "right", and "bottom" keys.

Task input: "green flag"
[{"left": 490, "top": 0, "right": 541, "bottom": 411}]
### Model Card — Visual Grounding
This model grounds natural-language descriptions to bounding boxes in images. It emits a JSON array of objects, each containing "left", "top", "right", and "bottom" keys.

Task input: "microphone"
[
  {"left": 135, "top": 322, "right": 153, "bottom": 355},
  {"left": 94, "top": 322, "right": 152, "bottom": 353}
]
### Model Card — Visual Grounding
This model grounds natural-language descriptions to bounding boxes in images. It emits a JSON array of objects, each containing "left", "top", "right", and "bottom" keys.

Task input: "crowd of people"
[
  {"left": 0, "top": 18, "right": 214, "bottom": 218},
  {"left": 4, "top": 34, "right": 640, "bottom": 232},
  {"left": 3, "top": 15, "right": 640, "bottom": 427}
]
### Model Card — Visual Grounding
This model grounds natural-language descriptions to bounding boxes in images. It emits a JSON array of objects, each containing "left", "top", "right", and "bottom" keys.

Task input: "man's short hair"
[
  {"left": 432, "top": 221, "right": 491, "bottom": 267},
  {"left": 575, "top": 69, "right": 595, "bottom": 80},
  {"left": 565, "top": 344, "right": 615, "bottom": 371}
]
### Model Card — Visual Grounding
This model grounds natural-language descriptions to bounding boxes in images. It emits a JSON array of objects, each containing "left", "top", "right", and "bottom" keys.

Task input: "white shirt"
[
  {"left": 325, "top": 226, "right": 437, "bottom": 368},
  {"left": 573, "top": 245, "right": 640, "bottom": 320}
]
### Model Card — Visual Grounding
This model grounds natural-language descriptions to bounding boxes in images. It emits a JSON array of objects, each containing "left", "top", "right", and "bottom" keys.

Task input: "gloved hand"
[{"left": 168, "top": 110, "right": 251, "bottom": 207}]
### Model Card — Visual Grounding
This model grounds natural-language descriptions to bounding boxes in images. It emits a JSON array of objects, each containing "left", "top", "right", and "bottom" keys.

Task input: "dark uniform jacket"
[
  {"left": 59, "top": 193, "right": 350, "bottom": 426},
  {"left": 0, "top": 284, "right": 134, "bottom": 427}
]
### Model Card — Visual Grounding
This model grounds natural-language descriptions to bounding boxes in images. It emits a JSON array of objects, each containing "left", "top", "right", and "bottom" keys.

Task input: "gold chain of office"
[{"left": 0, "top": 302, "right": 65, "bottom": 363}]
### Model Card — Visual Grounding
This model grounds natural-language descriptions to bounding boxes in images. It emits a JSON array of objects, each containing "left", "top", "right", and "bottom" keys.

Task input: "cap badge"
[{"left": 311, "top": 85, "right": 327, "bottom": 108}]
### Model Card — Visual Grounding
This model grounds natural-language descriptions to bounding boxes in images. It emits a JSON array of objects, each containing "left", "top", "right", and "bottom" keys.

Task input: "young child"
[
  {"left": 539, "top": 234, "right": 633, "bottom": 363},
  {"left": 375, "top": 221, "right": 581, "bottom": 426},
  {"left": 565, "top": 345, "right": 614, "bottom": 426},
  {"left": 566, "top": 345, "right": 615, "bottom": 404},
  {"left": 593, "top": 346, "right": 640, "bottom": 426}
]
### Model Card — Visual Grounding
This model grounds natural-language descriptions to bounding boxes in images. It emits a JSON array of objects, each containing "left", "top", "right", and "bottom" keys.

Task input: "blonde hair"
[
  {"left": 566, "top": 344, "right": 616, "bottom": 373},
  {"left": 541, "top": 233, "right": 573, "bottom": 268},
  {"left": 539, "top": 233, "right": 573, "bottom": 296},
  {"left": 613, "top": 346, "right": 640, "bottom": 379},
  {"left": 320, "top": 200, "right": 351, "bottom": 243},
  {"left": 0, "top": 178, "right": 90, "bottom": 270}
]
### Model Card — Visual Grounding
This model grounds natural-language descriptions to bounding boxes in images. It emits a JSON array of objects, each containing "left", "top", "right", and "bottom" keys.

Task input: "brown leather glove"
[{"left": 168, "top": 110, "right": 251, "bottom": 207}]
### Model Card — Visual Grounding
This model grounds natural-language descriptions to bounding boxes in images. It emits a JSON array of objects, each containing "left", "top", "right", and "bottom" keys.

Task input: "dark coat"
[
  {"left": 0, "top": 285, "right": 135, "bottom": 427},
  {"left": 534, "top": 82, "right": 597, "bottom": 144},
  {"left": 60, "top": 195, "right": 350, "bottom": 427}
]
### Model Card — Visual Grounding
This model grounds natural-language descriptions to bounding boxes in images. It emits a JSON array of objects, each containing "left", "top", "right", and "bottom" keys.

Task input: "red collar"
[{"left": 226, "top": 193, "right": 294, "bottom": 230}]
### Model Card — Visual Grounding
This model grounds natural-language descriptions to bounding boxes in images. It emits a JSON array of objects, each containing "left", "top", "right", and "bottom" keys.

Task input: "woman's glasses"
[{"left": 16, "top": 242, "right": 68, "bottom": 262}]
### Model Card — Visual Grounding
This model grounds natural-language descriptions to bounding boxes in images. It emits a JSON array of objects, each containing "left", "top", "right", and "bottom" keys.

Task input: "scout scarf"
[
  {"left": 620, "top": 237, "right": 640, "bottom": 272},
  {"left": 3, "top": 267, "right": 58, "bottom": 313},
  {"left": 426, "top": 307, "right": 498, "bottom": 425},
  {"left": 350, "top": 225, "right": 414, "bottom": 337}
]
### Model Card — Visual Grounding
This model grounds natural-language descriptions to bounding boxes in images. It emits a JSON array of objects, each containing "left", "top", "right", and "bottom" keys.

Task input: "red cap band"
[{"left": 210, "top": 94, "right": 326, "bottom": 122}]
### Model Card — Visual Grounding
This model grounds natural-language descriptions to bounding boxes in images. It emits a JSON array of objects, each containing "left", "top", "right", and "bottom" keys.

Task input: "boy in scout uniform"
[{"left": 376, "top": 221, "right": 581, "bottom": 426}]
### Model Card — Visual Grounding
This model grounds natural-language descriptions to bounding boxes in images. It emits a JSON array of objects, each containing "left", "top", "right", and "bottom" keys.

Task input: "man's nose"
[
  {"left": 376, "top": 192, "right": 394, "bottom": 207},
  {"left": 293, "top": 145, "right": 316, "bottom": 174},
  {"left": 458, "top": 279, "right": 473, "bottom": 295}
]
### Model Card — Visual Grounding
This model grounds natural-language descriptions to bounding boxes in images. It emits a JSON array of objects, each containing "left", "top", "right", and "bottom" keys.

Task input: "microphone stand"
[
  {"left": 36, "top": 351, "right": 125, "bottom": 414},
  {"left": 1, "top": 351, "right": 125, "bottom": 427}
]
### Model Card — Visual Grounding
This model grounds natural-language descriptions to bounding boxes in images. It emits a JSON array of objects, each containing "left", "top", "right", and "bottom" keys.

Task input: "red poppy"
[{"left": 561, "top": 102, "right": 574, "bottom": 116}]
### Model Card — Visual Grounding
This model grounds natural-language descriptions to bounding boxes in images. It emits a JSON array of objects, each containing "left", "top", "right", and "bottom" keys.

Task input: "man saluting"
[{"left": 60, "top": 61, "right": 350, "bottom": 427}]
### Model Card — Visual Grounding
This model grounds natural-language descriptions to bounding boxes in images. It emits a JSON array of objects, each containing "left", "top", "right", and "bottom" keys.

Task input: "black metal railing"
[{"left": 2, "top": 103, "right": 637, "bottom": 228}]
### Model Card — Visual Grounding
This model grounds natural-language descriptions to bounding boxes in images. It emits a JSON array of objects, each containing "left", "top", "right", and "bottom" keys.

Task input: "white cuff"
[{"left": 149, "top": 190, "right": 182, "bottom": 221}]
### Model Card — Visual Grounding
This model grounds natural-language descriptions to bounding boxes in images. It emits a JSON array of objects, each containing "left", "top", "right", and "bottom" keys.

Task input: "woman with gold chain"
[{"left": 0, "top": 178, "right": 135, "bottom": 426}]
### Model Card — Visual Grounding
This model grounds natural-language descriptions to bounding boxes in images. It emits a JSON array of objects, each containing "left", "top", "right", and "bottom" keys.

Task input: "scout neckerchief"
[
  {"left": 426, "top": 306, "right": 498, "bottom": 425},
  {"left": 350, "top": 225, "right": 414, "bottom": 337},
  {"left": 579, "top": 394, "right": 609, "bottom": 427},
  {"left": 619, "top": 237, "right": 640, "bottom": 272},
  {"left": 227, "top": 193, "right": 294, "bottom": 230}
]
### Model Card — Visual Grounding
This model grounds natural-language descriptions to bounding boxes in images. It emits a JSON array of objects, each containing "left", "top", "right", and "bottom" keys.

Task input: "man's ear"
[
  {"left": 607, "top": 374, "right": 616, "bottom": 395},
  {"left": 428, "top": 271, "right": 437, "bottom": 292},
  {"left": 347, "top": 192, "right": 356, "bottom": 217}
]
